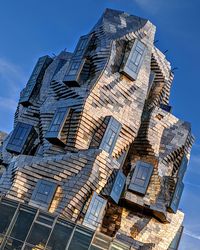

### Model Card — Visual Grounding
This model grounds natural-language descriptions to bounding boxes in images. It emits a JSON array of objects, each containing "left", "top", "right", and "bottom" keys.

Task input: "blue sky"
[{"left": 0, "top": 0, "right": 199, "bottom": 249}]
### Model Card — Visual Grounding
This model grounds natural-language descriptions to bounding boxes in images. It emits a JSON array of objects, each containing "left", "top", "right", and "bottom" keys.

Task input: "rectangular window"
[
  {"left": 9, "top": 206, "right": 36, "bottom": 242},
  {"left": 169, "top": 180, "right": 184, "bottom": 213},
  {"left": 178, "top": 155, "right": 188, "bottom": 180},
  {"left": 148, "top": 71, "right": 155, "bottom": 93},
  {"left": 30, "top": 179, "right": 57, "bottom": 209},
  {"left": 74, "top": 35, "right": 90, "bottom": 57},
  {"left": 160, "top": 103, "right": 172, "bottom": 113},
  {"left": 6, "top": 122, "right": 36, "bottom": 154},
  {"left": 110, "top": 171, "right": 126, "bottom": 203},
  {"left": 45, "top": 107, "right": 70, "bottom": 145},
  {"left": 120, "top": 39, "right": 146, "bottom": 80},
  {"left": 46, "top": 219, "right": 74, "bottom": 250},
  {"left": 68, "top": 225, "right": 94, "bottom": 250},
  {"left": 25, "top": 212, "right": 55, "bottom": 248},
  {"left": 83, "top": 192, "right": 107, "bottom": 230},
  {"left": 63, "top": 59, "right": 85, "bottom": 86},
  {"left": 0, "top": 199, "right": 18, "bottom": 236},
  {"left": 19, "top": 56, "right": 52, "bottom": 106},
  {"left": 100, "top": 117, "right": 121, "bottom": 154},
  {"left": 128, "top": 161, "right": 153, "bottom": 195}
]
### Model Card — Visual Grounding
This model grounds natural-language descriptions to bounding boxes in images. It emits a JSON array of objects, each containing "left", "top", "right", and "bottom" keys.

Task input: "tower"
[{"left": 0, "top": 9, "right": 193, "bottom": 250}]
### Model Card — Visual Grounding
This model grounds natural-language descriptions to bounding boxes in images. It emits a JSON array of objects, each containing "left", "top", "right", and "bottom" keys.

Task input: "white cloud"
[
  {"left": 0, "top": 97, "right": 18, "bottom": 111},
  {"left": 0, "top": 57, "right": 26, "bottom": 95},
  {"left": 0, "top": 58, "right": 27, "bottom": 131},
  {"left": 184, "top": 229, "right": 200, "bottom": 241},
  {"left": 133, "top": 0, "right": 162, "bottom": 13}
]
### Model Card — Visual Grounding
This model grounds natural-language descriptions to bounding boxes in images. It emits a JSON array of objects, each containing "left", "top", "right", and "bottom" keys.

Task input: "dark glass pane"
[
  {"left": 26, "top": 223, "right": 51, "bottom": 248},
  {"left": 4, "top": 238, "right": 23, "bottom": 250},
  {"left": 47, "top": 222, "right": 74, "bottom": 250},
  {"left": 10, "top": 210, "right": 36, "bottom": 241},
  {"left": 0, "top": 203, "right": 17, "bottom": 234},
  {"left": 36, "top": 212, "right": 54, "bottom": 226},
  {"left": 68, "top": 226, "right": 94, "bottom": 250}
]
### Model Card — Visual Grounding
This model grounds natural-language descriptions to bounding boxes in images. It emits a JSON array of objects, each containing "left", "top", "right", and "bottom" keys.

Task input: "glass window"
[
  {"left": 178, "top": 155, "right": 188, "bottom": 180},
  {"left": 110, "top": 171, "right": 126, "bottom": 203},
  {"left": 83, "top": 192, "right": 107, "bottom": 230},
  {"left": 128, "top": 161, "right": 153, "bottom": 195},
  {"left": 19, "top": 56, "right": 52, "bottom": 105},
  {"left": 68, "top": 61, "right": 81, "bottom": 76},
  {"left": 68, "top": 226, "right": 94, "bottom": 250},
  {"left": 120, "top": 39, "right": 146, "bottom": 80},
  {"left": 31, "top": 179, "right": 57, "bottom": 207},
  {"left": 74, "top": 35, "right": 90, "bottom": 56},
  {"left": 170, "top": 180, "right": 184, "bottom": 213},
  {"left": 168, "top": 225, "right": 183, "bottom": 250},
  {"left": 0, "top": 201, "right": 17, "bottom": 235},
  {"left": 10, "top": 208, "right": 36, "bottom": 241},
  {"left": 100, "top": 117, "right": 121, "bottom": 154},
  {"left": 6, "top": 122, "right": 35, "bottom": 154},
  {"left": 46, "top": 220, "right": 74, "bottom": 250},
  {"left": 45, "top": 107, "right": 70, "bottom": 144},
  {"left": 26, "top": 222, "right": 51, "bottom": 248}
]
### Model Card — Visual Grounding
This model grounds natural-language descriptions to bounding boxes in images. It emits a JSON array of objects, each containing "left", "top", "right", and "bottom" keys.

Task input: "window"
[
  {"left": 148, "top": 71, "right": 155, "bottom": 93},
  {"left": 100, "top": 117, "right": 121, "bottom": 154},
  {"left": 26, "top": 212, "right": 55, "bottom": 248},
  {"left": 178, "top": 155, "right": 188, "bottom": 180},
  {"left": 128, "top": 161, "right": 153, "bottom": 195},
  {"left": 74, "top": 35, "right": 90, "bottom": 57},
  {"left": 0, "top": 199, "right": 18, "bottom": 236},
  {"left": 168, "top": 225, "right": 183, "bottom": 250},
  {"left": 63, "top": 59, "right": 85, "bottom": 86},
  {"left": 170, "top": 181, "right": 184, "bottom": 213},
  {"left": 46, "top": 219, "right": 74, "bottom": 250},
  {"left": 120, "top": 39, "right": 146, "bottom": 80},
  {"left": 30, "top": 179, "right": 57, "bottom": 209},
  {"left": 68, "top": 61, "right": 81, "bottom": 76},
  {"left": 83, "top": 192, "right": 107, "bottom": 230},
  {"left": 6, "top": 122, "right": 36, "bottom": 154},
  {"left": 45, "top": 107, "right": 70, "bottom": 145},
  {"left": 19, "top": 56, "right": 52, "bottom": 106},
  {"left": 68, "top": 225, "right": 94, "bottom": 250},
  {"left": 110, "top": 171, "right": 126, "bottom": 203},
  {"left": 160, "top": 104, "right": 172, "bottom": 113},
  {"left": 9, "top": 206, "right": 36, "bottom": 242},
  {"left": 169, "top": 155, "right": 188, "bottom": 213}
]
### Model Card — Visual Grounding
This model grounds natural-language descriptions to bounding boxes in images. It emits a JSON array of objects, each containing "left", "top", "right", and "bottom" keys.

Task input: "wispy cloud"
[
  {"left": 184, "top": 229, "right": 200, "bottom": 241},
  {"left": 132, "top": 0, "right": 162, "bottom": 14},
  {"left": 0, "top": 58, "right": 27, "bottom": 131},
  {"left": 0, "top": 57, "right": 26, "bottom": 95}
]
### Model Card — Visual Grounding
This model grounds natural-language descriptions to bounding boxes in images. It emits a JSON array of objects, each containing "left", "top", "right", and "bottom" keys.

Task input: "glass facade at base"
[{"left": 0, "top": 197, "right": 131, "bottom": 250}]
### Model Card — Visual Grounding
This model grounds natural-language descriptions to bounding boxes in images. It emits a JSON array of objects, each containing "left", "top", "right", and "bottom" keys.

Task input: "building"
[{"left": 0, "top": 8, "right": 194, "bottom": 250}]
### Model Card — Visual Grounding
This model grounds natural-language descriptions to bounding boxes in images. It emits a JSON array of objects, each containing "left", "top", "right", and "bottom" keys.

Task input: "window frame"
[
  {"left": 110, "top": 171, "right": 126, "bottom": 203},
  {"left": 99, "top": 117, "right": 121, "bottom": 154},
  {"left": 6, "top": 122, "right": 35, "bottom": 154},
  {"left": 30, "top": 179, "right": 58, "bottom": 209},
  {"left": 19, "top": 56, "right": 52, "bottom": 105},
  {"left": 45, "top": 107, "right": 70, "bottom": 144},
  {"left": 128, "top": 161, "right": 153, "bottom": 195},
  {"left": 120, "top": 39, "right": 146, "bottom": 81},
  {"left": 83, "top": 192, "right": 107, "bottom": 230}
]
